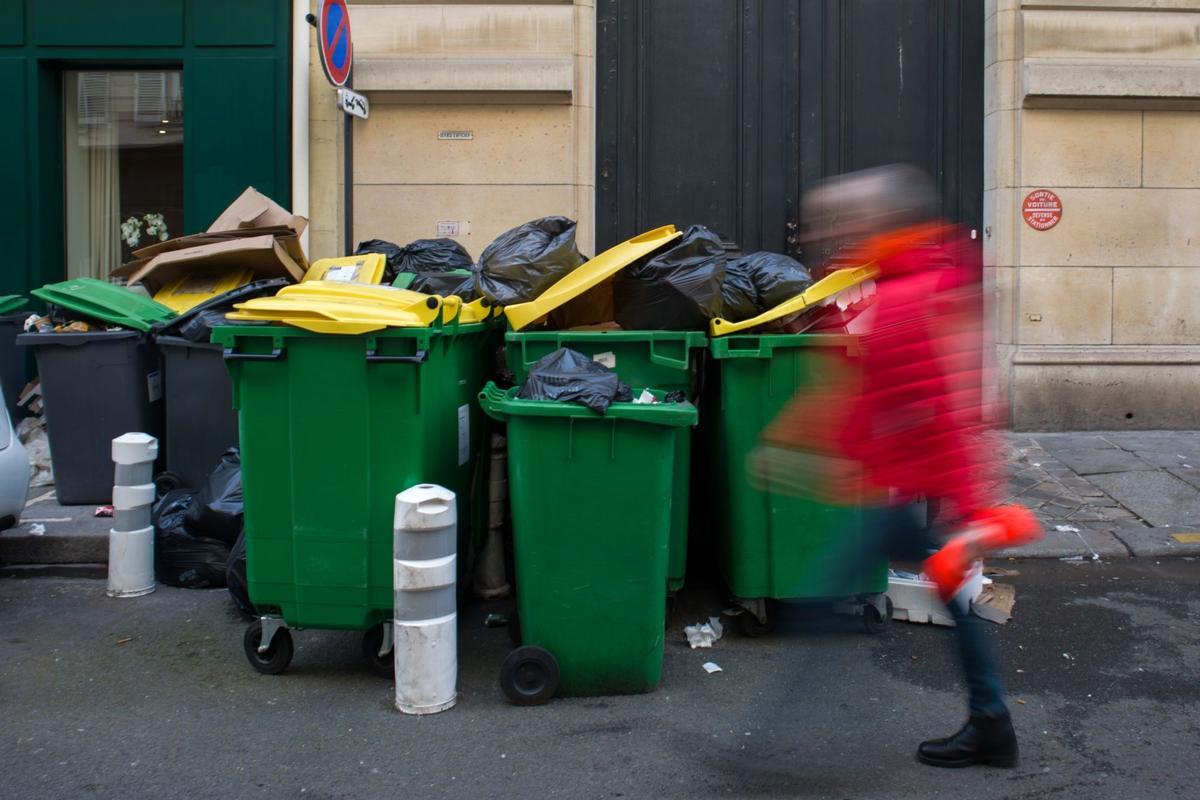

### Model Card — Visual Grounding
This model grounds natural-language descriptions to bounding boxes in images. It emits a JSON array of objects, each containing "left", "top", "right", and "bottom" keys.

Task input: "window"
[{"left": 63, "top": 70, "right": 184, "bottom": 281}]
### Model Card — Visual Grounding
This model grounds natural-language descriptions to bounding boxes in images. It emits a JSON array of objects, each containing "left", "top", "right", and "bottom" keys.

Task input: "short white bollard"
[
  {"left": 393, "top": 483, "right": 458, "bottom": 714},
  {"left": 107, "top": 433, "right": 158, "bottom": 598}
]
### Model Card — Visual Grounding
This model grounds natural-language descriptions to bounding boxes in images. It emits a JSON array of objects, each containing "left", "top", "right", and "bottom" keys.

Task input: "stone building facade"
[{"left": 303, "top": 1, "right": 1200, "bottom": 430}]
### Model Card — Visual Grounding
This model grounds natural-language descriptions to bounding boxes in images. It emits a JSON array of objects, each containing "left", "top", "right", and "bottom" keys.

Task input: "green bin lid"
[
  {"left": 32, "top": 278, "right": 176, "bottom": 332},
  {"left": 0, "top": 295, "right": 28, "bottom": 315}
]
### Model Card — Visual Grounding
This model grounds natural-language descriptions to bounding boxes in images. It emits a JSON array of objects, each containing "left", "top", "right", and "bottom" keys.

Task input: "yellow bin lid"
[
  {"left": 153, "top": 268, "right": 255, "bottom": 313},
  {"left": 301, "top": 254, "right": 387, "bottom": 284},
  {"left": 708, "top": 263, "right": 880, "bottom": 337},
  {"left": 228, "top": 281, "right": 493, "bottom": 334},
  {"left": 503, "top": 224, "right": 683, "bottom": 331}
]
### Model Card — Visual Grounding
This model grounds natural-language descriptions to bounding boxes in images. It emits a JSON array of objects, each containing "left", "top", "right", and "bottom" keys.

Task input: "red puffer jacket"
[{"left": 763, "top": 223, "right": 997, "bottom": 520}]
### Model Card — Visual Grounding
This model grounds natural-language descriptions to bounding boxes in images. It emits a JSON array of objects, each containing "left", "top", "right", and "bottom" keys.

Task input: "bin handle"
[
  {"left": 478, "top": 382, "right": 510, "bottom": 423},
  {"left": 223, "top": 346, "right": 285, "bottom": 362},
  {"left": 648, "top": 339, "right": 691, "bottom": 370},
  {"left": 720, "top": 337, "right": 768, "bottom": 358},
  {"left": 366, "top": 348, "right": 428, "bottom": 364}
]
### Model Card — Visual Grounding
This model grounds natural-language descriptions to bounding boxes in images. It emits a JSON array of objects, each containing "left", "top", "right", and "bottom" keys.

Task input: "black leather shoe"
[{"left": 917, "top": 713, "right": 1019, "bottom": 768}]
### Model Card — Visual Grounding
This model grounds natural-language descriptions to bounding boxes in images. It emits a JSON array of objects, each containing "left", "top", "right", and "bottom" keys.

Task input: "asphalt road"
[{"left": 2, "top": 558, "right": 1198, "bottom": 800}]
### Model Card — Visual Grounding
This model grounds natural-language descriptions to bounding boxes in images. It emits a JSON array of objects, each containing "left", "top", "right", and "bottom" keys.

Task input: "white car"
[{"left": 0, "top": 404, "right": 29, "bottom": 530}]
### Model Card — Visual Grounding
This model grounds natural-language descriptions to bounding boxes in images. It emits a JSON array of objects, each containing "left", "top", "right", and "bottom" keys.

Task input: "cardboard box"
[
  {"left": 125, "top": 235, "right": 306, "bottom": 295},
  {"left": 116, "top": 187, "right": 309, "bottom": 293},
  {"left": 208, "top": 187, "right": 307, "bottom": 237}
]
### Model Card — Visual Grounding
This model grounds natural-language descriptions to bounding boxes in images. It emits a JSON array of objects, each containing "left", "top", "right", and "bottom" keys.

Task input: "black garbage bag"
[
  {"left": 464, "top": 217, "right": 586, "bottom": 306},
  {"left": 226, "top": 532, "right": 253, "bottom": 616},
  {"left": 354, "top": 239, "right": 405, "bottom": 283},
  {"left": 153, "top": 279, "right": 290, "bottom": 343},
  {"left": 737, "top": 251, "right": 814, "bottom": 310},
  {"left": 152, "top": 489, "right": 230, "bottom": 589},
  {"left": 408, "top": 269, "right": 476, "bottom": 298},
  {"left": 185, "top": 448, "right": 243, "bottom": 545},
  {"left": 720, "top": 257, "right": 760, "bottom": 322},
  {"left": 517, "top": 347, "right": 632, "bottom": 414},
  {"left": 613, "top": 225, "right": 726, "bottom": 330},
  {"left": 396, "top": 239, "right": 473, "bottom": 274}
]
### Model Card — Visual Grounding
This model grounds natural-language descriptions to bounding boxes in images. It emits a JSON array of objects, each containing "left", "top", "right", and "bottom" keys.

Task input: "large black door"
[{"left": 596, "top": 0, "right": 983, "bottom": 258}]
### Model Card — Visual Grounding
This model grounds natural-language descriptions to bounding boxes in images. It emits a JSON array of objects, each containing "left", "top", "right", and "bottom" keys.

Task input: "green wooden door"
[{"left": 0, "top": 0, "right": 292, "bottom": 295}]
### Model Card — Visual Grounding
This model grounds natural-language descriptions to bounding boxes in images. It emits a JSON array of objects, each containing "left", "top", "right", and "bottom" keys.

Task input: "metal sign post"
[{"left": 311, "top": 0, "right": 361, "bottom": 254}]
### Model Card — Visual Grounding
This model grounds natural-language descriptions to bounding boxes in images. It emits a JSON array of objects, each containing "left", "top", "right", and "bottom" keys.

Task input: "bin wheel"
[
  {"left": 243, "top": 621, "right": 293, "bottom": 675},
  {"left": 154, "top": 471, "right": 184, "bottom": 496},
  {"left": 863, "top": 596, "right": 894, "bottom": 635},
  {"left": 362, "top": 624, "right": 394, "bottom": 679},
  {"left": 737, "top": 600, "right": 780, "bottom": 638},
  {"left": 500, "top": 646, "right": 560, "bottom": 706},
  {"left": 507, "top": 610, "right": 522, "bottom": 646}
]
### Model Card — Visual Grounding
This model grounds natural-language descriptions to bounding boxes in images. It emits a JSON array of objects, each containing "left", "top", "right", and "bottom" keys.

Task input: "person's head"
[{"left": 801, "top": 164, "right": 939, "bottom": 246}]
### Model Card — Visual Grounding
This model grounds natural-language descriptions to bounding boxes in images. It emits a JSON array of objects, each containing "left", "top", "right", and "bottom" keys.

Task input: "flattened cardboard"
[{"left": 126, "top": 235, "right": 305, "bottom": 294}]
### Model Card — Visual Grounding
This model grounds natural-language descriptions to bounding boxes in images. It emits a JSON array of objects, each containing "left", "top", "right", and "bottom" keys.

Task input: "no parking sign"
[{"left": 316, "top": 0, "right": 353, "bottom": 87}]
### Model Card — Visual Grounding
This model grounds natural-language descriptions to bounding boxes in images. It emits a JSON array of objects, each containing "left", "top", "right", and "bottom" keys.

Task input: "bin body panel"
[
  {"left": 710, "top": 335, "right": 886, "bottom": 600},
  {"left": 484, "top": 385, "right": 695, "bottom": 697},
  {"left": 157, "top": 337, "right": 239, "bottom": 489},
  {"left": 216, "top": 325, "right": 488, "bottom": 630},
  {"left": 504, "top": 329, "right": 704, "bottom": 593},
  {"left": 19, "top": 331, "right": 163, "bottom": 505}
]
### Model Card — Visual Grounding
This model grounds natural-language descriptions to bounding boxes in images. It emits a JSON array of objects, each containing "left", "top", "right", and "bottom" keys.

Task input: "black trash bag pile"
[
  {"left": 153, "top": 279, "right": 290, "bottom": 342},
  {"left": 356, "top": 238, "right": 474, "bottom": 286},
  {"left": 720, "top": 257, "right": 760, "bottom": 322},
  {"left": 226, "top": 532, "right": 253, "bottom": 616},
  {"left": 719, "top": 251, "right": 814, "bottom": 322},
  {"left": 152, "top": 448, "right": 245, "bottom": 589},
  {"left": 408, "top": 270, "right": 474, "bottom": 297},
  {"left": 613, "top": 225, "right": 726, "bottom": 330},
  {"left": 739, "top": 251, "right": 814, "bottom": 311},
  {"left": 517, "top": 347, "right": 632, "bottom": 414},
  {"left": 460, "top": 216, "right": 586, "bottom": 306}
]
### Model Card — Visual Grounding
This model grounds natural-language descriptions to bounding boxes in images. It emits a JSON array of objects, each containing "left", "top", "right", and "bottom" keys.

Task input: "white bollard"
[
  {"left": 393, "top": 484, "right": 458, "bottom": 714},
  {"left": 107, "top": 433, "right": 158, "bottom": 598}
]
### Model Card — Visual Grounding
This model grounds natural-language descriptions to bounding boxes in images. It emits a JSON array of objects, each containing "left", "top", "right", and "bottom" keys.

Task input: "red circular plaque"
[{"left": 1022, "top": 189, "right": 1062, "bottom": 231}]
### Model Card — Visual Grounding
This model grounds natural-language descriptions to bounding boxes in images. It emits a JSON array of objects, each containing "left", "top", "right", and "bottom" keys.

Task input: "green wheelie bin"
[
  {"left": 213, "top": 286, "right": 495, "bottom": 676},
  {"left": 502, "top": 225, "right": 706, "bottom": 593},
  {"left": 704, "top": 266, "right": 891, "bottom": 636},
  {"left": 479, "top": 383, "right": 698, "bottom": 703}
]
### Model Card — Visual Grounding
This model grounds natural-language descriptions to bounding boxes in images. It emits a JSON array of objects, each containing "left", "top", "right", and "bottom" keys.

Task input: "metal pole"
[{"left": 343, "top": 73, "right": 354, "bottom": 254}]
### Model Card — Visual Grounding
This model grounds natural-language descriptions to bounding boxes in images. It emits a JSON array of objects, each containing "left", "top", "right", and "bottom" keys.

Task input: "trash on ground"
[
  {"left": 516, "top": 347, "right": 632, "bottom": 414},
  {"left": 888, "top": 562, "right": 984, "bottom": 626},
  {"left": 153, "top": 450, "right": 244, "bottom": 590},
  {"left": 225, "top": 532, "right": 252, "bottom": 616},
  {"left": 16, "top": 416, "right": 53, "bottom": 488},
  {"left": 983, "top": 565, "right": 1020, "bottom": 577},
  {"left": 115, "top": 637, "right": 133, "bottom": 645},
  {"left": 972, "top": 582, "right": 1016, "bottom": 625},
  {"left": 684, "top": 617, "right": 725, "bottom": 649},
  {"left": 613, "top": 224, "right": 725, "bottom": 330},
  {"left": 702, "top": 661, "right": 723, "bottom": 674},
  {"left": 483, "top": 613, "right": 509, "bottom": 628},
  {"left": 93, "top": 506, "right": 113, "bottom": 518},
  {"left": 1055, "top": 524, "right": 1081, "bottom": 532},
  {"left": 28, "top": 523, "right": 45, "bottom": 536}
]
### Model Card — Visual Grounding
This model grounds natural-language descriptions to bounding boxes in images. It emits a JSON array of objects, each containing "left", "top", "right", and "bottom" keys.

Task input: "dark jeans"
[{"left": 862, "top": 504, "right": 1008, "bottom": 718}]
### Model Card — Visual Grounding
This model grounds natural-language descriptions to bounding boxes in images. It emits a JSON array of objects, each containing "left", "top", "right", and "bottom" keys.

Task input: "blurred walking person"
[{"left": 755, "top": 165, "right": 1043, "bottom": 768}]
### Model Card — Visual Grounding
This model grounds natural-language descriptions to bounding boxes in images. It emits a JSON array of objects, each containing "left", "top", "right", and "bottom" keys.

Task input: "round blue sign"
[{"left": 317, "top": 0, "right": 353, "bottom": 87}]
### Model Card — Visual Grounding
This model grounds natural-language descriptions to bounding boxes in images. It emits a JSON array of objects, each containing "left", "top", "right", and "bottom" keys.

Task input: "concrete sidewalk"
[
  {"left": 3, "top": 431, "right": 1200, "bottom": 565},
  {"left": 998, "top": 431, "right": 1200, "bottom": 558}
]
